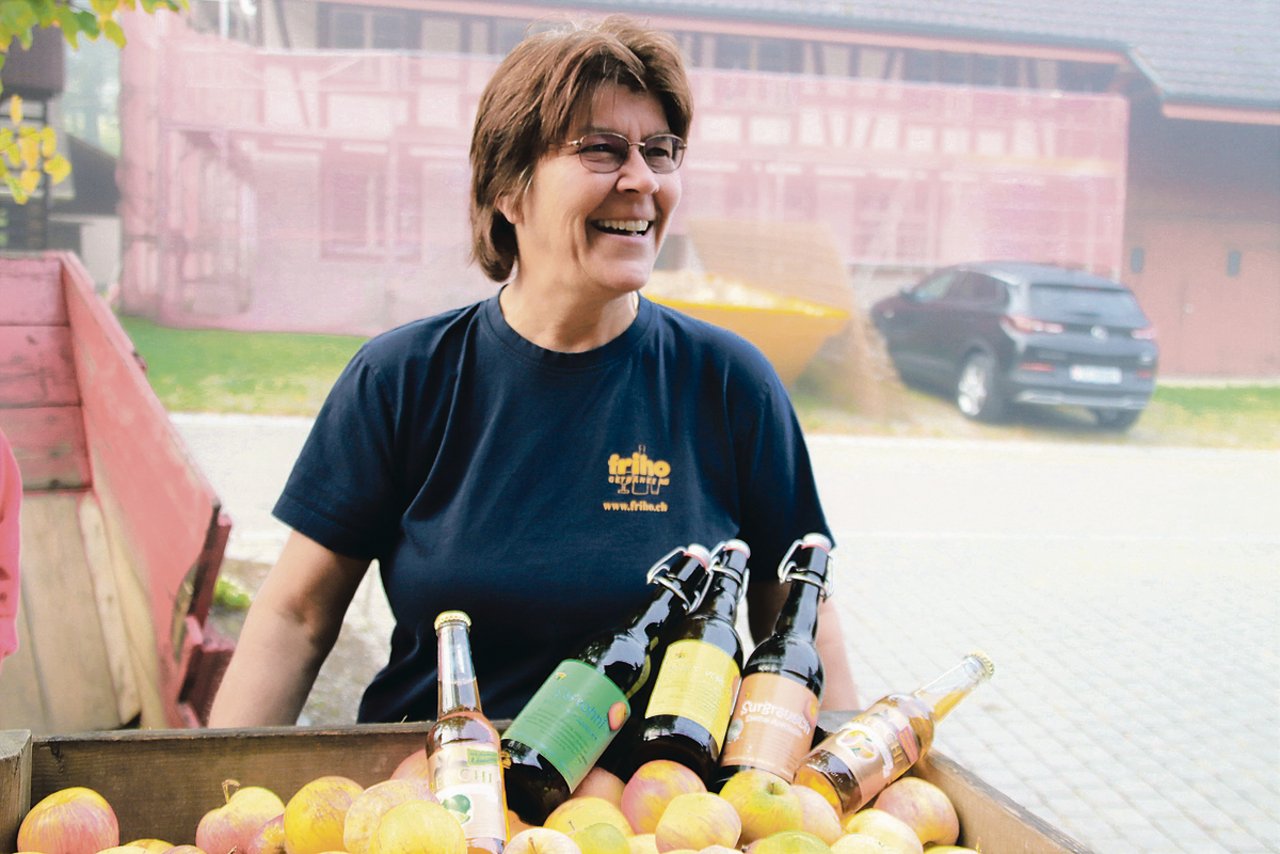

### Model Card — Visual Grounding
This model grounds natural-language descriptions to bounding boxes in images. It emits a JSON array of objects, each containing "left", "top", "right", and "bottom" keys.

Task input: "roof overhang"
[{"left": 1160, "top": 102, "right": 1280, "bottom": 126}]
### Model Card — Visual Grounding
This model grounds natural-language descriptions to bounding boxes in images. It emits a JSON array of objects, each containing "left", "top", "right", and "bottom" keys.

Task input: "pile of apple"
[{"left": 14, "top": 748, "right": 976, "bottom": 854}]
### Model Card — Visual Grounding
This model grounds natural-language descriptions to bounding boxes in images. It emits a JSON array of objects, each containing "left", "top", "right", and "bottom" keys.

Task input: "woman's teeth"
[{"left": 594, "top": 219, "right": 651, "bottom": 235}]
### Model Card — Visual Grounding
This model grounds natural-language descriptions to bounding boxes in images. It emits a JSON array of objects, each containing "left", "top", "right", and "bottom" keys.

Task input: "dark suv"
[{"left": 871, "top": 261, "right": 1159, "bottom": 430}]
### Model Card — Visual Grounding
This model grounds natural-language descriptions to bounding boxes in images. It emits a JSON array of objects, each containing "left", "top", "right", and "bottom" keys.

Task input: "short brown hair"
[{"left": 469, "top": 15, "right": 694, "bottom": 282}]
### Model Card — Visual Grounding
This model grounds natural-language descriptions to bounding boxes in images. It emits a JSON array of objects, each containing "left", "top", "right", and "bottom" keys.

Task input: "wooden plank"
[
  {"left": 78, "top": 494, "right": 141, "bottom": 725},
  {"left": 0, "top": 326, "right": 79, "bottom": 408},
  {"left": 0, "top": 590, "right": 47, "bottom": 729},
  {"left": 0, "top": 256, "right": 65, "bottom": 326},
  {"left": 914, "top": 752, "right": 1093, "bottom": 853},
  {"left": 0, "top": 729, "right": 32, "bottom": 854},
  {"left": 0, "top": 406, "right": 90, "bottom": 491},
  {"left": 0, "top": 493, "right": 124, "bottom": 734}
]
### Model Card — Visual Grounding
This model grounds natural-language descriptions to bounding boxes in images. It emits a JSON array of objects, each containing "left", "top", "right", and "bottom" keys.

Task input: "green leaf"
[{"left": 6, "top": 172, "right": 30, "bottom": 204}]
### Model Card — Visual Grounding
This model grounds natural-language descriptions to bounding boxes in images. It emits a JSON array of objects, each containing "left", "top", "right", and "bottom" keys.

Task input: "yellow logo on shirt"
[{"left": 607, "top": 445, "right": 671, "bottom": 496}]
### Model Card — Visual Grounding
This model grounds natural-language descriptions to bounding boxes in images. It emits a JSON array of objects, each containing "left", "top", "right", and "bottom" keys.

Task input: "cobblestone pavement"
[{"left": 175, "top": 415, "right": 1280, "bottom": 854}]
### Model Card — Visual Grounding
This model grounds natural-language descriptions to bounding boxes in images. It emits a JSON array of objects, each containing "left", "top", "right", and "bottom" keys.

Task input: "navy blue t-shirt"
[{"left": 274, "top": 293, "right": 831, "bottom": 722}]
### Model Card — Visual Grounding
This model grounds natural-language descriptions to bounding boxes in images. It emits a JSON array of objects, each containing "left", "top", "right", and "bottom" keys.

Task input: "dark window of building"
[
  {"left": 1130, "top": 247, "right": 1145, "bottom": 273},
  {"left": 902, "top": 49, "right": 936, "bottom": 82},
  {"left": 758, "top": 39, "right": 799, "bottom": 73},
  {"left": 321, "top": 5, "right": 419, "bottom": 50},
  {"left": 938, "top": 52, "right": 968, "bottom": 84},
  {"left": 716, "top": 36, "right": 752, "bottom": 70}
]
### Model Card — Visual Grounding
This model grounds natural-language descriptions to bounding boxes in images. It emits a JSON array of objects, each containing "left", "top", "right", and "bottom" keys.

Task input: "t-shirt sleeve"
[
  {"left": 273, "top": 349, "right": 401, "bottom": 560},
  {"left": 734, "top": 367, "right": 833, "bottom": 580},
  {"left": 0, "top": 431, "right": 21, "bottom": 660}
]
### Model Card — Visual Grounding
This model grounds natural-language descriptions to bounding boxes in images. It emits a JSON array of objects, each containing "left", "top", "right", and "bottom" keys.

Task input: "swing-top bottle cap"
[
  {"left": 965, "top": 650, "right": 996, "bottom": 680},
  {"left": 433, "top": 610, "right": 471, "bottom": 631}
]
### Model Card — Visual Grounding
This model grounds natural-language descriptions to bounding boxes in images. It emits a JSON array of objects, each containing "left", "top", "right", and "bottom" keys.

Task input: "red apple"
[{"left": 17, "top": 786, "right": 120, "bottom": 854}]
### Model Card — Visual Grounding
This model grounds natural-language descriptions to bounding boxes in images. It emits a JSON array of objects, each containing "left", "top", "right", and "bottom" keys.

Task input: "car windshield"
[{"left": 1029, "top": 284, "right": 1148, "bottom": 324}]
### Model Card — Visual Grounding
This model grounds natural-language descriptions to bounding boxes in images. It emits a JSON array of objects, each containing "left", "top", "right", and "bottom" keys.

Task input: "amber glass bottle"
[
  {"left": 426, "top": 610, "right": 509, "bottom": 852},
  {"left": 715, "top": 532, "right": 833, "bottom": 788},
  {"left": 624, "top": 539, "right": 751, "bottom": 783},
  {"left": 795, "top": 652, "right": 995, "bottom": 814},
  {"left": 500, "top": 544, "right": 712, "bottom": 825}
]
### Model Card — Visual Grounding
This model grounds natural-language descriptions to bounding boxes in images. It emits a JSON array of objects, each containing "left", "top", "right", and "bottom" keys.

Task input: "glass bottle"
[
  {"left": 624, "top": 539, "right": 751, "bottom": 783},
  {"left": 426, "top": 610, "right": 509, "bottom": 853},
  {"left": 500, "top": 544, "right": 712, "bottom": 825},
  {"left": 795, "top": 652, "right": 995, "bottom": 815},
  {"left": 715, "top": 532, "right": 833, "bottom": 787}
]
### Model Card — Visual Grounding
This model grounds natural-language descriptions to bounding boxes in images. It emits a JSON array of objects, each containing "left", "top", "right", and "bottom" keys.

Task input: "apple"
[
  {"left": 282, "top": 775, "right": 364, "bottom": 854},
  {"left": 569, "top": 822, "right": 631, "bottom": 854},
  {"left": 839, "top": 809, "right": 923, "bottom": 854},
  {"left": 747, "top": 829, "right": 832, "bottom": 853},
  {"left": 869, "top": 777, "right": 959, "bottom": 846},
  {"left": 626, "top": 833, "right": 658, "bottom": 854},
  {"left": 792, "top": 783, "right": 843, "bottom": 843},
  {"left": 196, "top": 781, "right": 285, "bottom": 854},
  {"left": 125, "top": 840, "right": 174, "bottom": 853},
  {"left": 576, "top": 767, "right": 626, "bottom": 808},
  {"left": 545, "top": 796, "right": 632, "bottom": 838},
  {"left": 653, "top": 792, "right": 740, "bottom": 851},
  {"left": 717, "top": 768, "right": 803, "bottom": 844},
  {"left": 389, "top": 748, "right": 431, "bottom": 781},
  {"left": 505, "top": 827, "right": 584, "bottom": 853},
  {"left": 17, "top": 786, "right": 120, "bottom": 854},
  {"left": 343, "top": 778, "right": 436, "bottom": 854},
  {"left": 368, "top": 800, "right": 465, "bottom": 854},
  {"left": 829, "top": 835, "right": 895, "bottom": 854},
  {"left": 620, "top": 760, "right": 706, "bottom": 834}
]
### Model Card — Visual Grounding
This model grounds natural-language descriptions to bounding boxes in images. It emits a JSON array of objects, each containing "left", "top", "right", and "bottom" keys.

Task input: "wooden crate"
[{"left": 0, "top": 724, "right": 1091, "bottom": 852}]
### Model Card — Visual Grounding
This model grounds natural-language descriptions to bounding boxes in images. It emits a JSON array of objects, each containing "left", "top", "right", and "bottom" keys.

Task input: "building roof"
[{"left": 550, "top": 0, "right": 1280, "bottom": 114}]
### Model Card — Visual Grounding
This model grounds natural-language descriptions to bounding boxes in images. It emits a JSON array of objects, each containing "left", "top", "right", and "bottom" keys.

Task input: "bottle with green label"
[
  {"left": 500, "top": 543, "right": 712, "bottom": 825},
  {"left": 622, "top": 539, "right": 751, "bottom": 783},
  {"left": 715, "top": 532, "right": 833, "bottom": 788},
  {"left": 426, "top": 610, "right": 509, "bottom": 852}
]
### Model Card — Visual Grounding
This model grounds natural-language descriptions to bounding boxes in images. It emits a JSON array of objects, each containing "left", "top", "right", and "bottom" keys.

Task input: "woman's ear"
[{"left": 496, "top": 193, "right": 522, "bottom": 227}]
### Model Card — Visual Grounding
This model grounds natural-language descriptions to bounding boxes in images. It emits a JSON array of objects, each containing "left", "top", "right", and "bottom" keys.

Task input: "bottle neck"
[
  {"left": 701, "top": 570, "right": 745, "bottom": 622},
  {"left": 437, "top": 622, "right": 483, "bottom": 717},
  {"left": 628, "top": 585, "right": 688, "bottom": 646},
  {"left": 911, "top": 653, "right": 994, "bottom": 722},
  {"left": 773, "top": 577, "right": 823, "bottom": 641}
]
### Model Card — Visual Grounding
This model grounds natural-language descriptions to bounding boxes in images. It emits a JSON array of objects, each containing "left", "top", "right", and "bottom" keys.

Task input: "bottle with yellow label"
[
  {"left": 426, "top": 610, "right": 509, "bottom": 852},
  {"left": 624, "top": 539, "right": 751, "bottom": 783},
  {"left": 795, "top": 652, "right": 995, "bottom": 815},
  {"left": 714, "top": 533, "right": 832, "bottom": 788},
  {"left": 500, "top": 544, "right": 712, "bottom": 825}
]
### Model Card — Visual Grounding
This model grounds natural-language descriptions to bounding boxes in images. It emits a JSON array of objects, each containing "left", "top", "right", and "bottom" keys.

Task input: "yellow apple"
[
  {"left": 653, "top": 791, "right": 740, "bottom": 851},
  {"left": 717, "top": 768, "right": 804, "bottom": 844},
  {"left": 869, "top": 778, "right": 958, "bottom": 846},
  {"left": 343, "top": 778, "right": 436, "bottom": 854},
  {"left": 196, "top": 781, "right": 285, "bottom": 854},
  {"left": 283, "top": 775, "right": 363, "bottom": 854},
  {"left": 748, "top": 829, "right": 832, "bottom": 853},
  {"left": 368, "top": 800, "right": 465, "bottom": 854},
  {"left": 830, "top": 834, "right": 895, "bottom": 854},
  {"left": 505, "top": 827, "right": 584, "bottom": 853},
  {"left": 626, "top": 833, "right": 659, "bottom": 854},
  {"left": 792, "top": 783, "right": 843, "bottom": 843},
  {"left": 576, "top": 767, "right": 626, "bottom": 808},
  {"left": 545, "top": 796, "right": 633, "bottom": 838},
  {"left": 620, "top": 760, "right": 706, "bottom": 834},
  {"left": 17, "top": 786, "right": 120, "bottom": 854},
  {"left": 570, "top": 822, "right": 631, "bottom": 854},
  {"left": 840, "top": 809, "right": 923, "bottom": 854}
]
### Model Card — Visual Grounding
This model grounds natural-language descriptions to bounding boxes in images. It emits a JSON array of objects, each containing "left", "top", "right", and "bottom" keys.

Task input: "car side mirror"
[{"left": 899, "top": 286, "right": 917, "bottom": 301}]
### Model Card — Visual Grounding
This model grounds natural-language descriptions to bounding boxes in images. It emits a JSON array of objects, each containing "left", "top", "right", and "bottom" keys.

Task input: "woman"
[{"left": 208, "top": 15, "right": 858, "bottom": 728}]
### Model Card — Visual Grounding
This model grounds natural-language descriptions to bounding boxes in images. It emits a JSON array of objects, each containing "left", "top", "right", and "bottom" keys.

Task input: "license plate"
[{"left": 1070, "top": 365, "right": 1122, "bottom": 384}]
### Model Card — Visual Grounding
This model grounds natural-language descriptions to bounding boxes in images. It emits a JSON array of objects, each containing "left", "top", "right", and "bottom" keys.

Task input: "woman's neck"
[{"left": 499, "top": 282, "right": 639, "bottom": 353}]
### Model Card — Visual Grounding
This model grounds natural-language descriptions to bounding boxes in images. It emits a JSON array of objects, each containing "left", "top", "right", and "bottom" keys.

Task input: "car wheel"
[
  {"left": 1093, "top": 408, "right": 1142, "bottom": 431},
  {"left": 955, "top": 352, "right": 1005, "bottom": 422}
]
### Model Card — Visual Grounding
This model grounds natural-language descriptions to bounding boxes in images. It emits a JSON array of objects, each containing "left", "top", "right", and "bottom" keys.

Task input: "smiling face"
[{"left": 501, "top": 83, "right": 683, "bottom": 302}]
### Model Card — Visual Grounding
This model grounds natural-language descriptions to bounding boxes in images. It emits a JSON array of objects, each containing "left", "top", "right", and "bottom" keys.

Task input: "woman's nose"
[{"left": 615, "top": 148, "right": 661, "bottom": 193}]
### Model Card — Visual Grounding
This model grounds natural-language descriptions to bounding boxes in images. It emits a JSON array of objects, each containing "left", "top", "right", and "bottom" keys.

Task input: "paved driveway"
[{"left": 174, "top": 415, "right": 1280, "bottom": 853}]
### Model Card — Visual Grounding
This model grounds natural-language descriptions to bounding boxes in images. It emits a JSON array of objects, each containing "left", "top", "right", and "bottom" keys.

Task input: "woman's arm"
[
  {"left": 207, "top": 530, "right": 370, "bottom": 727},
  {"left": 745, "top": 583, "right": 861, "bottom": 712}
]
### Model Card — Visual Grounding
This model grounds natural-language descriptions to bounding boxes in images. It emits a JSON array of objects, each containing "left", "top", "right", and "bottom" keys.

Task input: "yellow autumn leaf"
[
  {"left": 39, "top": 126, "right": 57, "bottom": 158},
  {"left": 44, "top": 154, "right": 71, "bottom": 183},
  {"left": 7, "top": 175, "right": 30, "bottom": 205},
  {"left": 8, "top": 95, "right": 23, "bottom": 124},
  {"left": 19, "top": 135, "right": 40, "bottom": 169},
  {"left": 18, "top": 168, "right": 42, "bottom": 195}
]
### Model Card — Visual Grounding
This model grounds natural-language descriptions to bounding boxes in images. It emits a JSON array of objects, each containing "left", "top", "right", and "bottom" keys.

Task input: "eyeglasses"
[{"left": 564, "top": 132, "right": 687, "bottom": 174}]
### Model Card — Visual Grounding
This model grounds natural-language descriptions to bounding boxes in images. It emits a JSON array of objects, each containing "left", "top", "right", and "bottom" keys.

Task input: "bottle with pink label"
[{"left": 714, "top": 532, "right": 833, "bottom": 788}]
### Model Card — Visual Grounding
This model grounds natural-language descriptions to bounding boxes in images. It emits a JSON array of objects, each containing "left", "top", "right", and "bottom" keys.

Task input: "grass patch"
[{"left": 119, "top": 315, "right": 366, "bottom": 416}]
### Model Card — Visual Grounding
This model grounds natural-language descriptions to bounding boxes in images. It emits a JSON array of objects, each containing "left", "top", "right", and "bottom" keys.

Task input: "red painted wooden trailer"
[{"left": 0, "top": 252, "right": 232, "bottom": 733}]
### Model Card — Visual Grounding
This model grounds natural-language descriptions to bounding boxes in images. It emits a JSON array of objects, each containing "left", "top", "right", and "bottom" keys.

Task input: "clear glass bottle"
[
  {"left": 715, "top": 533, "right": 833, "bottom": 787},
  {"left": 795, "top": 652, "right": 995, "bottom": 815},
  {"left": 625, "top": 539, "right": 751, "bottom": 783},
  {"left": 426, "top": 610, "right": 509, "bottom": 852},
  {"left": 500, "top": 544, "right": 712, "bottom": 825}
]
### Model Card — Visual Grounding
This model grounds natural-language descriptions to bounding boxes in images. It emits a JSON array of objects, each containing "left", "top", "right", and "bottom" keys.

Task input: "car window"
[
  {"left": 1029, "top": 284, "right": 1147, "bottom": 322},
  {"left": 941, "top": 273, "right": 1006, "bottom": 306},
  {"left": 911, "top": 271, "right": 958, "bottom": 302}
]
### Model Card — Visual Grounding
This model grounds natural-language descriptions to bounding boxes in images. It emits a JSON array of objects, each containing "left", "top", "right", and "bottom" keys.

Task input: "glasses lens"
[
  {"left": 576, "top": 133, "right": 630, "bottom": 172},
  {"left": 642, "top": 135, "right": 684, "bottom": 173}
]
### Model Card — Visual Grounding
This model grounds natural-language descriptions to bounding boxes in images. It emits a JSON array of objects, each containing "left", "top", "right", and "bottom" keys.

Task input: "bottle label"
[
  {"left": 644, "top": 639, "right": 740, "bottom": 749},
  {"left": 718, "top": 672, "right": 820, "bottom": 781},
  {"left": 501, "top": 659, "right": 630, "bottom": 790},
  {"left": 822, "top": 707, "right": 922, "bottom": 802},
  {"left": 430, "top": 742, "right": 507, "bottom": 840}
]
